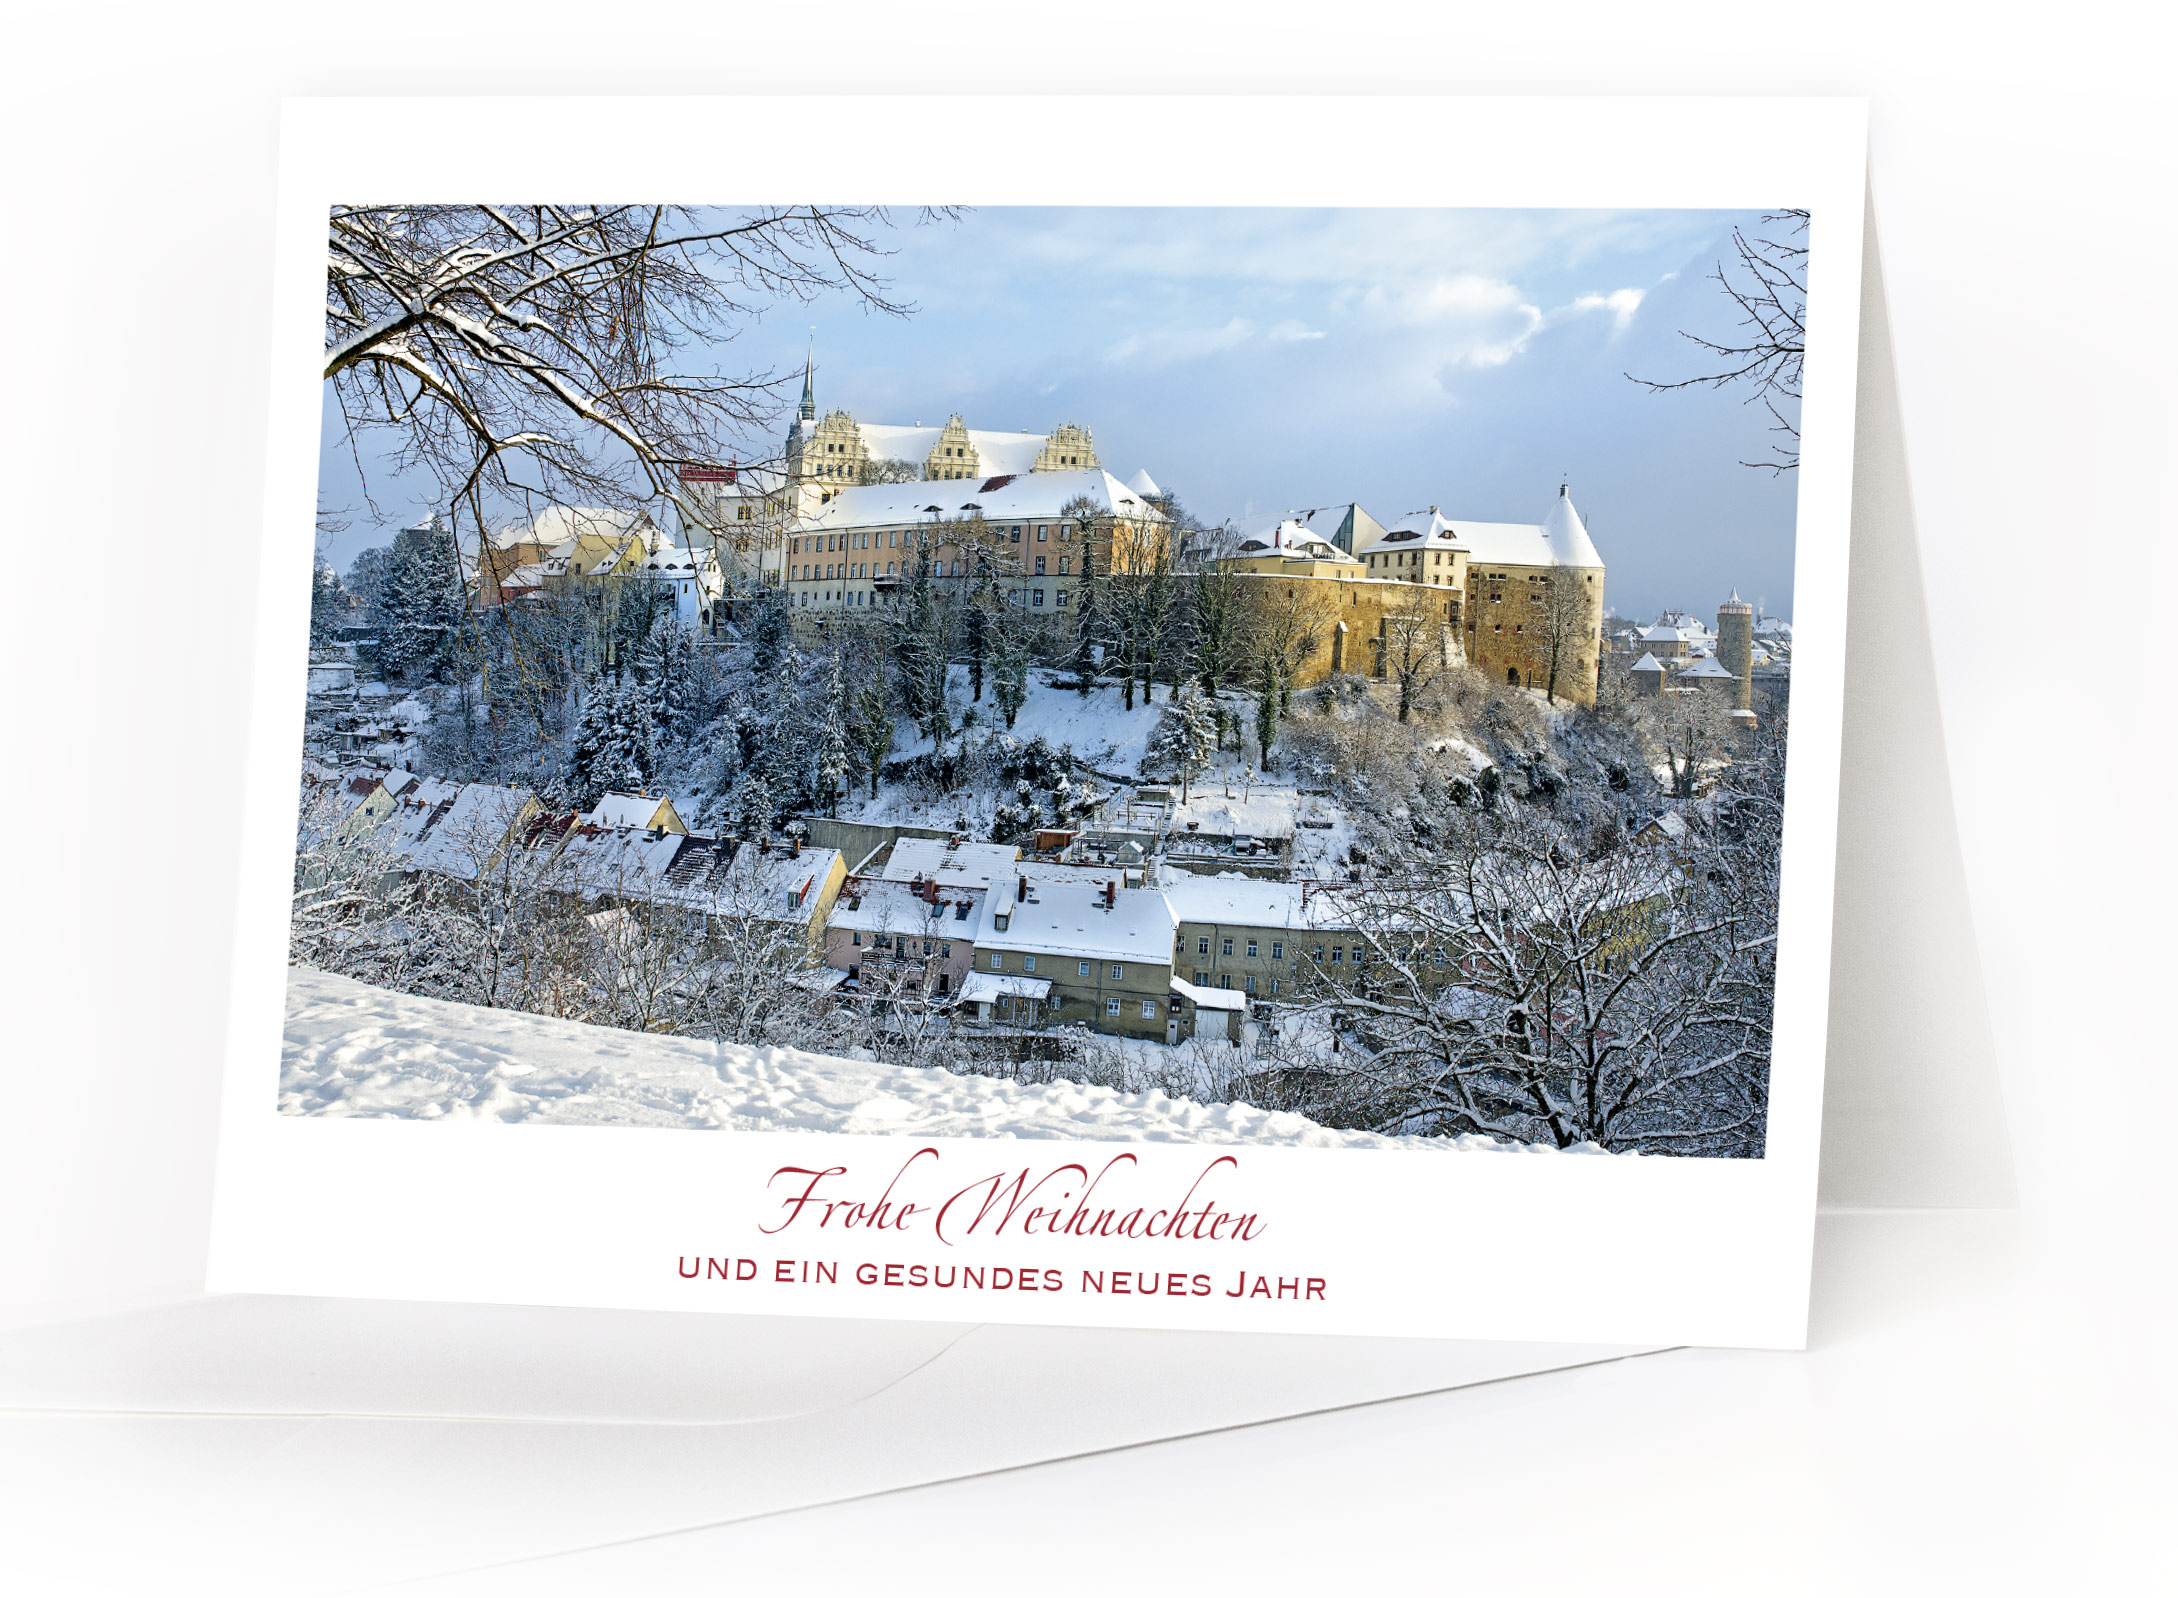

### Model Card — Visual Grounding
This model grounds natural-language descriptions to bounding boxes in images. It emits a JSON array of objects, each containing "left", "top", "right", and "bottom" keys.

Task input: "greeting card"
[{"left": 211, "top": 96, "right": 1867, "bottom": 1347}]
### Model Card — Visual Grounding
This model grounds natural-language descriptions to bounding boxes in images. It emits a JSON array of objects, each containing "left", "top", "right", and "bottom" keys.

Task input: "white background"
[{"left": 2, "top": 2, "right": 2171, "bottom": 1592}]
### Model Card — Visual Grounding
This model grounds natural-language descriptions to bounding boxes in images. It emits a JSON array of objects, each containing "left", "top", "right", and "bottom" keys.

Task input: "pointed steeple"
[{"left": 798, "top": 332, "right": 816, "bottom": 423}]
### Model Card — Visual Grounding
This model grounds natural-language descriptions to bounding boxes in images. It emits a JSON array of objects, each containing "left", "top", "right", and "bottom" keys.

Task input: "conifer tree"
[
  {"left": 748, "top": 588, "right": 789, "bottom": 674},
  {"left": 1146, "top": 681, "right": 1218, "bottom": 804},
  {"left": 309, "top": 563, "right": 351, "bottom": 651},
  {"left": 993, "top": 614, "right": 1029, "bottom": 731},
  {"left": 815, "top": 647, "right": 851, "bottom": 816},
  {"left": 851, "top": 679, "right": 893, "bottom": 798},
  {"left": 1071, "top": 534, "right": 1102, "bottom": 699},
  {"left": 1254, "top": 660, "right": 1282, "bottom": 768},
  {"left": 570, "top": 675, "right": 657, "bottom": 806},
  {"left": 376, "top": 524, "right": 467, "bottom": 683}
]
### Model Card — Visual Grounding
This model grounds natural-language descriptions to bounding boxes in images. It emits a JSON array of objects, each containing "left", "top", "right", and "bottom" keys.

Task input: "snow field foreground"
[{"left": 280, "top": 967, "right": 1529, "bottom": 1151}]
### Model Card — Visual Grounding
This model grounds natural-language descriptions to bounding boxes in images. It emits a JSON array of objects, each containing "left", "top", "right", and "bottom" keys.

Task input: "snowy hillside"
[{"left": 281, "top": 967, "right": 1525, "bottom": 1151}]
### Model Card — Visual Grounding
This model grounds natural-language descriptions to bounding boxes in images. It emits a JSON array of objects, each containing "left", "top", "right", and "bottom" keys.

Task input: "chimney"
[
  {"left": 1103, "top": 880, "right": 1116, "bottom": 911},
  {"left": 924, "top": 876, "right": 938, "bottom": 905},
  {"left": 1017, "top": 873, "right": 1028, "bottom": 903}
]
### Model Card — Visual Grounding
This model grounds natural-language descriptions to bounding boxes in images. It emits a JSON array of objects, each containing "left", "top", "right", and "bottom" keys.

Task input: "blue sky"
[{"left": 321, "top": 205, "right": 1808, "bottom": 621}]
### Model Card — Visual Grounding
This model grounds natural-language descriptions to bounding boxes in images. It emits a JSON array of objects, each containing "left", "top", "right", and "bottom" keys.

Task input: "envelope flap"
[{"left": 0, "top": 1296, "right": 976, "bottom": 1423}]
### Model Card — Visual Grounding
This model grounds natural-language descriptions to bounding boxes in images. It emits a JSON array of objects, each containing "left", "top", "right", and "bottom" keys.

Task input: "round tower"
[{"left": 1717, "top": 590, "right": 1754, "bottom": 712}]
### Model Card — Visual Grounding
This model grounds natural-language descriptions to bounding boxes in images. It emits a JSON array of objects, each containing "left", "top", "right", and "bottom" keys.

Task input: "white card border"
[{"left": 210, "top": 95, "right": 1867, "bottom": 1349}]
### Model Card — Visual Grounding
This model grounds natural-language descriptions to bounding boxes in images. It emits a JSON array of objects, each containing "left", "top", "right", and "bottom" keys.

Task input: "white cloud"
[
  {"left": 1105, "top": 316, "right": 1255, "bottom": 367},
  {"left": 1563, "top": 286, "right": 1646, "bottom": 333},
  {"left": 1353, "top": 274, "right": 1547, "bottom": 368},
  {"left": 1267, "top": 319, "right": 1326, "bottom": 342}
]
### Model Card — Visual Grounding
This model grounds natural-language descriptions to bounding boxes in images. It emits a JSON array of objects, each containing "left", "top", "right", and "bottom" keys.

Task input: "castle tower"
[{"left": 1717, "top": 590, "right": 1754, "bottom": 712}]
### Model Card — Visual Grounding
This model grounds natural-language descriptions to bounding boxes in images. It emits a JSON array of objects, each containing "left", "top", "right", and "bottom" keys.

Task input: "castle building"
[
  {"left": 1716, "top": 591, "right": 1755, "bottom": 712},
  {"left": 1351, "top": 489, "right": 1607, "bottom": 707},
  {"left": 781, "top": 468, "right": 1168, "bottom": 620},
  {"left": 781, "top": 350, "right": 1101, "bottom": 490}
]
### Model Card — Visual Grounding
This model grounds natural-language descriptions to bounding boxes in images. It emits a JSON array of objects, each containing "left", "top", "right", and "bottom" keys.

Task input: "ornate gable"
[{"left": 1033, "top": 422, "right": 1098, "bottom": 472}]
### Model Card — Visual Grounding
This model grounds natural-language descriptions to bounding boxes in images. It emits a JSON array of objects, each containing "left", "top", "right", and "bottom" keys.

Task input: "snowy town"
[
  {"left": 299, "top": 389, "right": 1791, "bottom": 1157},
  {"left": 294, "top": 205, "right": 1801, "bottom": 1158}
]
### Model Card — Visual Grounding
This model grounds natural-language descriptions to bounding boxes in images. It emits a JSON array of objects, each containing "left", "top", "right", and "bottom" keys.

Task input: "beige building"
[
  {"left": 965, "top": 878, "right": 1179, "bottom": 1040},
  {"left": 1162, "top": 874, "right": 1354, "bottom": 1006},
  {"left": 781, "top": 467, "right": 1167, "bottom": 623},
  {"left": 1353, "top": 491, "right": 1606, "bottom": 707}
]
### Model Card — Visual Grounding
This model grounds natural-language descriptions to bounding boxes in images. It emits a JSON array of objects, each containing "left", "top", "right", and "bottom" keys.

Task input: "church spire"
[{"left": 798, "top": 330, "right": 816, "bottom": 422}]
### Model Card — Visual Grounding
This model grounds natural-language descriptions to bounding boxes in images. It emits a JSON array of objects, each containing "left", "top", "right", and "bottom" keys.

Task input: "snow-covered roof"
[
  {"left": 1218, "top": 515, "right": 1360, "bottom": 565},
  {"left": 1368, "top": 508, "right": 1471, "bottom": 553},
  {"left": 883, "top": 837, "right": 1021, "bottom": 889},
  {"left": 490, "top": 505, "right": 655, "bottom": 551},
  {"left": 1160, "top": 872, "right": 1350, "bottom": 932},
  {"left": 829, "top": 876, "right": 982, "bottom": 935},
  {"left": 974, "top": 879, "right": 1178, "bottom": 965},
  {"left": 1126, "top": 468, "right": 1162, "bottom": 498},
  {"left": 1170, "top": 975, "right": 1248, "bottom": 1011},
  {"left": 1629, "top": 652, "right": 1667, "bottom": 673},
  {"left": 583, "top": 793, "right": 678, "bottom": 832},
  {"left": 391, "top": 782, "right": 536, "bottom": 878},
  {"left": 960, "top": 972, "right": 1053, "bottom": 1004},
  {"left": 1639, "top": 623, "right": 1686, "bottom": 643},
  {"left": 1166, "top": 789, "right": 1299, "bottom": 841},
  {"left": 794, "top": 468, "right": 1166, "bottom": 535},
  {"left": 849, "top": 423, "right": 1055, "bottom": 478},
  {"left": 1640, "top": 810, "right": 1690, "bottom": 841},
  {"left": 1360, "top": 493, "right": 1603, "bottom": 570},
  {"left": 1677, "top": 655, "right": 1738, "bottom": 681}
]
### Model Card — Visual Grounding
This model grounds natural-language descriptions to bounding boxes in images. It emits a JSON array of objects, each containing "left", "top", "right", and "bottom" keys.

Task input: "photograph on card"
[{"left": 294, "top": 203, "right": 1806, "bottom": 1158}]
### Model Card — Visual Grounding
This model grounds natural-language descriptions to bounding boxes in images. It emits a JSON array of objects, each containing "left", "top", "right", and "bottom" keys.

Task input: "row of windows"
[
  {"left": 1192, "top": 971, "right": 1282, "bottom": 996},
  {"left": 990, "top": 954, "right": 1124, "bottom": 980},
  {"left": 798, "top": 588, "right": 1069, "bottom": 609},
  {"left": 847, "top": 932, "right": 952, "bottom": 956},
  {"left": 791, "top": 525, "right": 1075, "bottom": 557},
  {"left": 1191, "top": 935, "right": 1283, "bottom": 960}
]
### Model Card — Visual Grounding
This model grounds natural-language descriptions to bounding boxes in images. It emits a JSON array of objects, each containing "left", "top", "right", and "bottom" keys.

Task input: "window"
[
  {"left": 1197, "top": 937, "right": 1210, "bottom": 955},
  {"left": 1038, "top": 526, "right": 1048, "bottom": 541},
  {"left": 874, "top": 934, "right": 891, "bottom": 949},
  {"left": 1330, "top": 946, "right": 1345, "bottom": 963},
  {"left": 851, "top": 931, "right": 862, "bottom": 946},
  {"left": 1110, "top": 965, "right": 1124, "bottom": 980},
  {"left": 1219, "top": 973, "right": 1231, "bottom": 989},
  {"left": 1269, "top": 979, "right": 1282, "bottom": 996},
  {"left": 1057, "top": 590, "right": 1068, "bottom": 607},
  {"left": 940, "top": 943, "right": 951, "bottom": 957},
  {"left": 1023, "top": 956, "right": 1036, "bottom": 972},
  {"left": 1313, "top": 945, "right": 1325, "bottom": 961},
  {"left": 1246, "top": 940, "right": 1258, "bottom": 958},
  {"left": 990, "top": 953, "right": 1004, "bottom": 970},
  {"left": 1141, "top": 1000, "right": 1157, "bottom": 1019},
  {"left": 1058, "top": 557, "right": 1070, "bottom": 575},
  {"left": 1106, "top": 998, "right": 1122, "bottom": 1015},
  {"left": 1222, "top": 938, "right": 1234, "bottom": 956},
  {"left": 922, "top": 940, "right": 932, "bottom": 956},
  {"left": 1077, "top": 961, "right": 1090, "bottom": 976},
  {"left": 1032, "top": 589, "right": 1044, "bottom": 607},
  {"left": 1245, "top": 976, "right": 1257, "bottom": 993},
  {"left": 1271, "top": 941, "right": 1283, "bottom": 961},
  {"left": 1035, "top": 556, "right": 1045, "bottom": 574},
  {"left": 1195, "top": 970, "right": 1209, "bottom": 985}
]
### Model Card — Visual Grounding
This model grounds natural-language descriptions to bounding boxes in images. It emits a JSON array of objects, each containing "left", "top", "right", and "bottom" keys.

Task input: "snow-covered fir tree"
[
  {"left": 569, "top": 674, "right": 658, "bottom": 806},
  {"left": 1146, "top": 681, "right": 1219, "bottom": 803},
  {"left": 814, "top": 647, "right": 851, "bottom": 816},
  {"left": 375, "top": 523, "right": 468, "bottom": 683}
]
